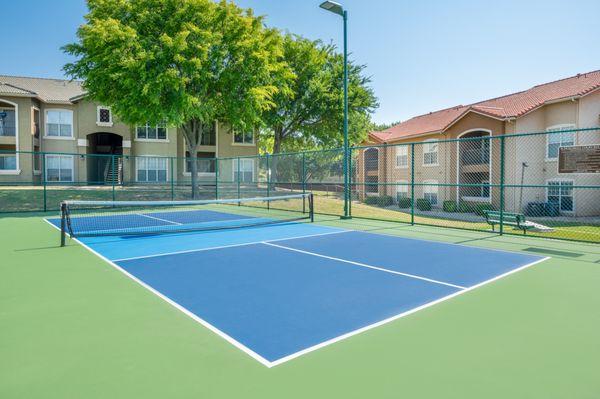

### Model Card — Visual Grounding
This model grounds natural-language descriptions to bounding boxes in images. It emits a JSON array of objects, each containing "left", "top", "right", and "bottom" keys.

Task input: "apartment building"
[
  {"left": 0, "top": 75, "right": 258, "bottom": 185},
  {"left": 358, "top": 70, "right": 600, "bottom": 216}
]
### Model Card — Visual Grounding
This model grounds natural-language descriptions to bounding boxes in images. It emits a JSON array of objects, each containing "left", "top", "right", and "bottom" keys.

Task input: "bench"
[{"left": 483, "top": 210, "right": 533, "bottom": 234}]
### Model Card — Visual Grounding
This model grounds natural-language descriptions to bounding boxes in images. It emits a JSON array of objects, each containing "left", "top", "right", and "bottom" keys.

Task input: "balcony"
[{"left": 460, "top": 147, "right": 490, "bottom": 166}]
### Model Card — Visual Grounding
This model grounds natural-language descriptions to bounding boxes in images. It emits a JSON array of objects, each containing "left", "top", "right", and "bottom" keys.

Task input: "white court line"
[
  {"left": 137, "top": 213, "right": 183, "bottom": 225},
  {"left": 263, "top": 242, "right": 466, "bottom": 290},
  {"left": 43, "top": 218, "right": 551, "bottom": 368},
  {"left": 112, "top": 229, "right": 351, "bottom": 263}
]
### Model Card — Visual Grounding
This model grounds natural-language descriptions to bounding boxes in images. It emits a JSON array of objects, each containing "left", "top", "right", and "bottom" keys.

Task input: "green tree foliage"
[
  {"left": 63, "top": 0, "right": 290, "bottom": 198},
  {"left": 263, "top": 34, "right": 378, "bottom": 153}
]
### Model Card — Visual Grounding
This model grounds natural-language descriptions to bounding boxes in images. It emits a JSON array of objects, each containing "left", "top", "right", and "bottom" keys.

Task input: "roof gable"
[{"left": 371, "top": 70, "right": 600, "bottom": 142}]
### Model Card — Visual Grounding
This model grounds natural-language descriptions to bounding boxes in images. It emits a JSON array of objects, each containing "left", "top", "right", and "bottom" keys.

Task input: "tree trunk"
[
  {"left": 272, "top": 126, "right": 284, "bottom": 154},
  {"left": 182, "top": 118, "right": 203, "bottom": 200}
]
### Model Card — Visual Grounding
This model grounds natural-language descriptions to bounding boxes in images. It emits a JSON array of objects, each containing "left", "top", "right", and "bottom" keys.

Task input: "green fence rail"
[{"left": 1, "top": 128, "right": 599, "bottom": 243}]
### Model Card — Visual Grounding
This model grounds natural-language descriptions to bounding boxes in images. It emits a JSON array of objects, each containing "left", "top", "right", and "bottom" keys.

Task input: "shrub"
[
  {"left": 363, "top": 195, "right": 394, "bottom": 207},
  {"left": 416, "top": 198, "right": 432, "bottom": 211},
  {"left": 363, "top": 196, "right": 379, "bottom": 206},
  {"left": 397, "top": 197, "right": 412, "bottom": 209},
  {"left": 378, "top": 195, "right": 395, "bottom": 207},
  {"left": 443, "top": 200, "right": 457, "bottom": 212},
  {"left": 458, "top": 202, "right": 473, "bottom": 213}
]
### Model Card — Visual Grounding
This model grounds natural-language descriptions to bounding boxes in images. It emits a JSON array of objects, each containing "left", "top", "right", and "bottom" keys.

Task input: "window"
[
  {"left": 45, "top": 110, "right": 73, "bottom": 137},
  {"left": 423, "top": 180, "right": 438, "bottom": 205},
  {"left": 423, "top": 140, "right": 438, "bottom": 166},
  {"left": 136, "top": 157, "right": 168, "bottom": 182},
  {"left": 45, "top": 155, "right": 73, "bottom": 182},
  {"left": 136, "top": 123, "right": 167, "bottom": 141},
  {"left": 396, "top": 146, "right": 408, "bottom": 168},
  {"left": 233, "top": 130, "right": 254, "bottom": 145},
  {"left": 396, "top": 181, "right": 409, "bottom": 201},
  {"left": 0, "top": 154, "right": 17, "bottom": 170},
  {"left": 234, "top": 159, "right": 254, "bottom": 182},
  {"left": 546, "top": 125, "right": 575, "bottom": 159},
  {"left": 96, "top": 106, "right": 112, "bottom": 126},
  {"left": 0, "top": 109, "right": 16, "bottom": 137},
  {"left": 547, "top": 180, "right": 573, "bottom": 212},
  {"left": 185, "top": 152, "right": 216, "bottom": 174}
]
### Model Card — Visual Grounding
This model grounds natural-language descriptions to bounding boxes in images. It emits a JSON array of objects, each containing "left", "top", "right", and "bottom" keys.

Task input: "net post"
[
  {"left": 410, "top": 143, "right": 415, "bottom": 225},
  {"left": 60, "top": 201, "right": 66, "bottom": 247},
  {"left": 170, "top": 156, "right": 175, "bottom": 200},
  {"left": 499, "top": 135, "right": 506, "bottom": 235}
]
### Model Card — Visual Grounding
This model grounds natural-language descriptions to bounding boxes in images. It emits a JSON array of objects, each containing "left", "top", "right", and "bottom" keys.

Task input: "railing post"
[
  {"left": 499, "top": 135, "right": 506, "bottom": 235},
  {"left": 410, "top": 143, "right": 415, "bottom": 225},
  {"left": 170, "top": 156, "right": 175, "bottom": 200}
]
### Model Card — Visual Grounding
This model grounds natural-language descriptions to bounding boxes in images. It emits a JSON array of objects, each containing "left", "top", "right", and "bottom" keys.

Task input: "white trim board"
[{"left": 43, "top": 219, "right": 550, "bottom": 368}]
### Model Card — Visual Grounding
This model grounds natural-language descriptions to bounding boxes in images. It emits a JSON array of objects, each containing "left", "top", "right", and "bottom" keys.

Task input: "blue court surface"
[{"left": 48, "top": 209, "right": 546, "bottom": 367}]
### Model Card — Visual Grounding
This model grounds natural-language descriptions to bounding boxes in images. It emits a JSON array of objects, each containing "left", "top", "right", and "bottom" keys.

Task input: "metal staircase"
[{"left": 103, "top": 157, "right": 123, "bottom": 185}]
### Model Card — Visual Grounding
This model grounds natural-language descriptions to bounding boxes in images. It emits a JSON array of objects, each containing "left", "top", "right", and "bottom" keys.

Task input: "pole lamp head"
[{"left": 319, "top": 1, "right": 344, "bottom": 16}]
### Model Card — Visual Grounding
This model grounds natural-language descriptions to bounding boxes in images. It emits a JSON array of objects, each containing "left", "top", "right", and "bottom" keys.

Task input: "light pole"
[{"left": 319, "top": 1, "right": 350, "bottom": 219}]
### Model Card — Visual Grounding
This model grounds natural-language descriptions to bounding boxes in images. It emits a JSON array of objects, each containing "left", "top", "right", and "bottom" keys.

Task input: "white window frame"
[
  {"left": 44, "top": 154, "right": 74, "bottom": 182},
  {"left": 396, "top": 180, "right": 409, "bottom": 200},
  {"left": 395, "top": 145, "right": 408, "bottom": 168},
  {"left": 423, "top": 179, "right": 439, "bottom": 206},
  {"left": 96, "top": 106, "right": 113, "bottom": 127},
  {"left": 44, "top": 109, "right": 74, "bottom": 139},
  {"left": 423, "top": 139, "right": 439, "bottom": 167},
  {"left": 135, "top": 123, "right": 169, "bottom": 142},
  {"left": 135, "top": 156, "right": 169, "bottom": 183},
  {"left": 233, "top": 158, "right": 255, "bottom": 182},
  {"left": 546, "top": 124, "right": 576, "bottom": 161},
  {"left": 546, "top": 179, "right": 575, "bottom": 213},
  {"left": 232, "top": 129, "right": 255, "bottom": 146}
]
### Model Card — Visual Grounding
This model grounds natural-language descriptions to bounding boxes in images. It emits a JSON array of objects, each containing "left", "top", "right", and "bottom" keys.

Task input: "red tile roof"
[{"left": 370, "top": 70, "right": 600, "bottom": 143}]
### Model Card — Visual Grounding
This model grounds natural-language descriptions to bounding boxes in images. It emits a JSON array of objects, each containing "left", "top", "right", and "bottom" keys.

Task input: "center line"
[{"left": 263, "top": 242, "right": 467, "bottom": 290}]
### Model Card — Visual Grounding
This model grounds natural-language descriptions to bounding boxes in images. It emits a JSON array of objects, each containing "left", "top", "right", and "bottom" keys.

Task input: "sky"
[{"left": 1, "top": 0, "right": 598, "bottom": 125}]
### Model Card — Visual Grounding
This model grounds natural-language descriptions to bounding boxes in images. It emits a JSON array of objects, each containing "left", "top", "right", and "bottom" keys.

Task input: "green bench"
[{"left": 483, "top": 210, "right": 533, "bottom": 234}]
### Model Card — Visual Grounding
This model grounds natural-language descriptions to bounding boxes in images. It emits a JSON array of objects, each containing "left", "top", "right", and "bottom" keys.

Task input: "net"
[{"left": 59, "top": 193, "right": 313, "bottom": 244}]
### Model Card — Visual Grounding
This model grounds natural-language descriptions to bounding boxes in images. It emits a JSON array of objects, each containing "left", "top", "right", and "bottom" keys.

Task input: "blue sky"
[{"left": 1, "top": 0, "right": 598, "bottom": 124}]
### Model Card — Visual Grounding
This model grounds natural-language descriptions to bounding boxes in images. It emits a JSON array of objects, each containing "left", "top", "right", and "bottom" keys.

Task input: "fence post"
[
  {"left": 301, "top": 152, "right": 306, "bottom": 213},
  {"left": 410, "top": 143, "right": 415, "bottom": 225},
  {"left": 348, "top": 148, "right": 353, "bottom": 217},
  {"left": 42, "top": 153, "right": 47, "bottom": 212},
  {"left": 170, "top": 157, "right": 174, "bottom": 200},
  {"left": 499, "top": 135, "right": 506, "bottom": 235},
  {"left": 214, "top": 158, "right": 219, "bottom": 200},
  {"left": 237, "top": 157, "right": 241, "bottom": 205},
  {"left": 266, "top": 154, "right": 271, "bottom": 210},
  {"left": 111, "top": 155, "right": 116, "bottom": 202}
]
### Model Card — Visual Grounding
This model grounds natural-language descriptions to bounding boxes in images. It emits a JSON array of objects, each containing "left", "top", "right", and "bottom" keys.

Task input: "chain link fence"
[{"left": 1, "top": 128, "right": 599, "bottom": 243}]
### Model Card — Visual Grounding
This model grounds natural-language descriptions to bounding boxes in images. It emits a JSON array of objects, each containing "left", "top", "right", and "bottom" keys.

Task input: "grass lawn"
[{"left": 2, "top": 213, "right": 600, "bottom": 398}]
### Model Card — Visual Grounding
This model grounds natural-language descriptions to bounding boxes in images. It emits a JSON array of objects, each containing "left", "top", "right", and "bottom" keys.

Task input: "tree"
[
  {"left": 262, "top": 34, "right": 378, "bottom": 154},
  {"left": 63, "top": 0, "right": 290, "bottom": 198}
]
